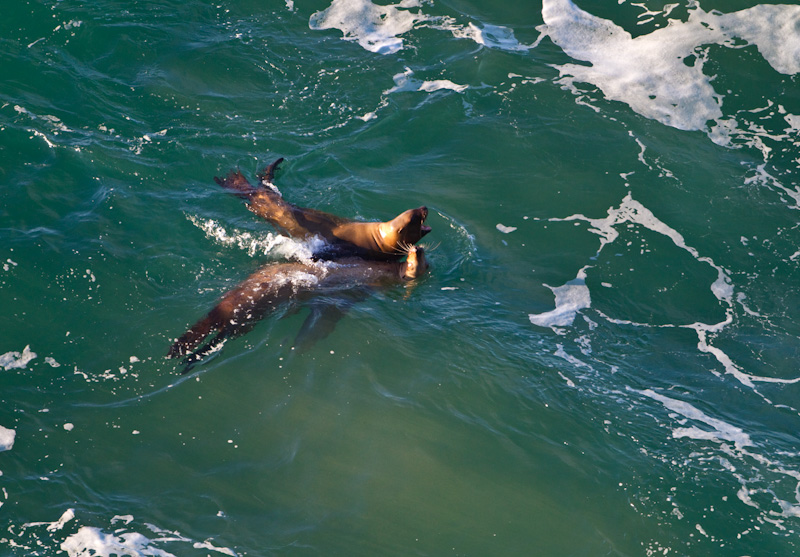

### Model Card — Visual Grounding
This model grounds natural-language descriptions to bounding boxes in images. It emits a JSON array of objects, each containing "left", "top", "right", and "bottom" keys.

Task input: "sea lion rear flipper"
[
  {"left": 167, "top": 308, "right": 224, "bottom": 361},
  {"left": 179, "top": 331, "right": 228, "bottom": 373},
  {"left": 214, "top": 170, "right": 257, "bottom": 198},
  {"left": 257, "top": 157, "right": 285, "bottom": 185}
]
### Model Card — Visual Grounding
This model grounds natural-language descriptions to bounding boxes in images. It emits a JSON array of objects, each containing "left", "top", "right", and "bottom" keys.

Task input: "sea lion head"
[
  {"left": 378, "top": 207, "right": 431, "bottom": 253},
  {"left": 402, "top": 246, "right": 428, "bottom": 280}
]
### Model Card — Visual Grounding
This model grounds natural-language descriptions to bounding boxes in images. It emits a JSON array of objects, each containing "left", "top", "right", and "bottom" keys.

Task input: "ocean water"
[{"left": 2, "top": 0, "right": 800, "bottom": 554}]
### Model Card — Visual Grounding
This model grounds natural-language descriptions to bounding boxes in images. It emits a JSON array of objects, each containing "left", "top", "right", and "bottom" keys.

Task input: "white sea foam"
[
  {"left": 638, "top": 388, "right": 753, "bottom": 447},
  {"left": 309, "top": 0, "right": 544, "bottom": 55},
  {"left": 540, "top": 0, "right": 800, "bottom": 137},
  {"left": 47, "top": 509, "right": 74, "bottom": 531},
  {"left": 635, "top": 388, "right": 800, "bottom": 519},
  {"left": 22, "top": 508, "right": 76, "bottom": 532},
  {"left": 0, "top": 345, "right": 37, "bottom": 370},
  {"left": 309, "top": 0, "right": 428, "bottom": 55},
  {"left": 448, "top": 22, "right": 539, "bottom": 52},
  {"left": 13, "top": 104, "right": 74, "bottom": 150},
  {"left": 54, "top": 20, "right": 83, "bottom": 32},
  {"left": 61, "top": 527, "right": 174, "bottom": 557},
  {"left": 50, "top": 512, "right": 239, "bottom": 557},
  {"left": 496, "top": 223, "right": 517, "bottom": 234},
  {"left": 555, "top": 343, "right": 592, "bottom": 371},
  {"left": 529, "top": 266, "right": 591, "bottom": 328},
  {"left": 0, "top": 425, "right": 15, "bottom": 452},
  {"left": 785, "top": 113, "right": 800, "bottom": 133},
  {"left": 384, "top": 68, "right": 468, "bottom": 94},
  {"left": 536, "top": 194, "right": 799, "bottom": 390},
  {"left": 550, "top": 192, "right": 733, "bottom": 304},
  {"left": 711, "top": 5, "right": 800, "bottom": 76},
  {"left": 541, "top": 0, "right": 722, "bottom": 132},
  {"left": 689, "top": 324, "right": 800, "bottom": 388},
  {"left": 193, "top": 540, "right": 237, "bottom": 555}
]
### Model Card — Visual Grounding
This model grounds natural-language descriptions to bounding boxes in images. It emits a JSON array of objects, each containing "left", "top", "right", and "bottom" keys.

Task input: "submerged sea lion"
[
  {"left": 215, "top": 158, "right": 431, "bottom": 260},
  {"left": 167, "top": 246, "right": 428, "bottom": 367}
]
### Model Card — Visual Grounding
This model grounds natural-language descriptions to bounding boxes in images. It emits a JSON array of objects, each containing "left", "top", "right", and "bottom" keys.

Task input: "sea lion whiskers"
[
  {"left": 391, "top": 240, "right": 414, "bottom": 255},
  {"left": 417, "top": 241, "right": 440, "bottom": 253},
  {"left": 394, "top": 239, "right": 439, "bottom": 257}
]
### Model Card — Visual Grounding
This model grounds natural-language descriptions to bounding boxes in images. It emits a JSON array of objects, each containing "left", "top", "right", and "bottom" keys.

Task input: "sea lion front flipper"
[
  {"left": 257, "top": 157, "right": 285, "bottom": 185},
  {"left": 291, "top": 288, "right": 371, "bottom": 352}
]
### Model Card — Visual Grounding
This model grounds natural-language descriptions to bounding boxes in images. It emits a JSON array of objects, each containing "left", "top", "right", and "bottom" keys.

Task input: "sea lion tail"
[
  {"left": 257, "top": 157, "right": 285, "bottom": 185},
  {"left": 214, "top": 170, "right": 258, "bottom": 198}
]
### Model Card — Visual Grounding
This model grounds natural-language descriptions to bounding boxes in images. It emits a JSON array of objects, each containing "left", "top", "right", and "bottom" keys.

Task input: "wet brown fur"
[
  {"left": 167, "top": 247, "right": 428, "bottom": 365},
  {"left": 214, "top": 159, "right": 430, "bottom": 260}
]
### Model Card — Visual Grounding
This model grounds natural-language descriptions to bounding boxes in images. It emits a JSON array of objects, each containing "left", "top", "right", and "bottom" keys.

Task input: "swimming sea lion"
[
  {"left": 167, "top": 246, "right": 428, "bottom": 367},
  {"left": 215, "top": 158, "right": 431, "bottom": 260}
]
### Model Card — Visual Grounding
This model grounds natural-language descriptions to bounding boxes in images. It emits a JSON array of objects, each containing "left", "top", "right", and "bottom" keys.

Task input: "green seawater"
[{"left": 2, "top": 0, "right": 800, "bottom": 555}]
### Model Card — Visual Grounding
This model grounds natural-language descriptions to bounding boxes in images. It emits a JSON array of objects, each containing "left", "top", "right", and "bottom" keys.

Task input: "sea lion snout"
[
  {"left": 418, "top": 206, "right": 432, "bottom": 236},
  {"left": 407, "top": 206, "right": 431, "bottom": 239},
  {"left": 403, "top": 245, "right": 429, "bottom": 279},
  {"left": 379, "top": 207, "right": 432, "bottom": 251}
]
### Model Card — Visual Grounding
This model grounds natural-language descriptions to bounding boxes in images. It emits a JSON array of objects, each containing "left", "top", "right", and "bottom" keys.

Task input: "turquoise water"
[{"left": 2, "top": 0, "right": 800, "bottom": 554}]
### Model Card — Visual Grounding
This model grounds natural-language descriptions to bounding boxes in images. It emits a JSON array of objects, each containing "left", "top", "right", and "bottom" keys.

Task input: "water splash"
[{"left": 186, "top": 215, "right": 326, "bottom": 262}]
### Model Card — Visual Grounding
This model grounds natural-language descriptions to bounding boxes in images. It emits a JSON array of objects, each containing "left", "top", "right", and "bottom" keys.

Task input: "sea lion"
[
  {"left": 167, "top": 246, "right": 428, "bottom": 367},
  {"left": 215, "top": 158, "right": 431, "bottom": 260}
]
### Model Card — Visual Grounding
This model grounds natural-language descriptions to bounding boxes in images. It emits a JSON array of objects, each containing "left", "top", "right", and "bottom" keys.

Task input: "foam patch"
[{"left": 310, "top": 0, "right": 428, "bottom": 55}]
